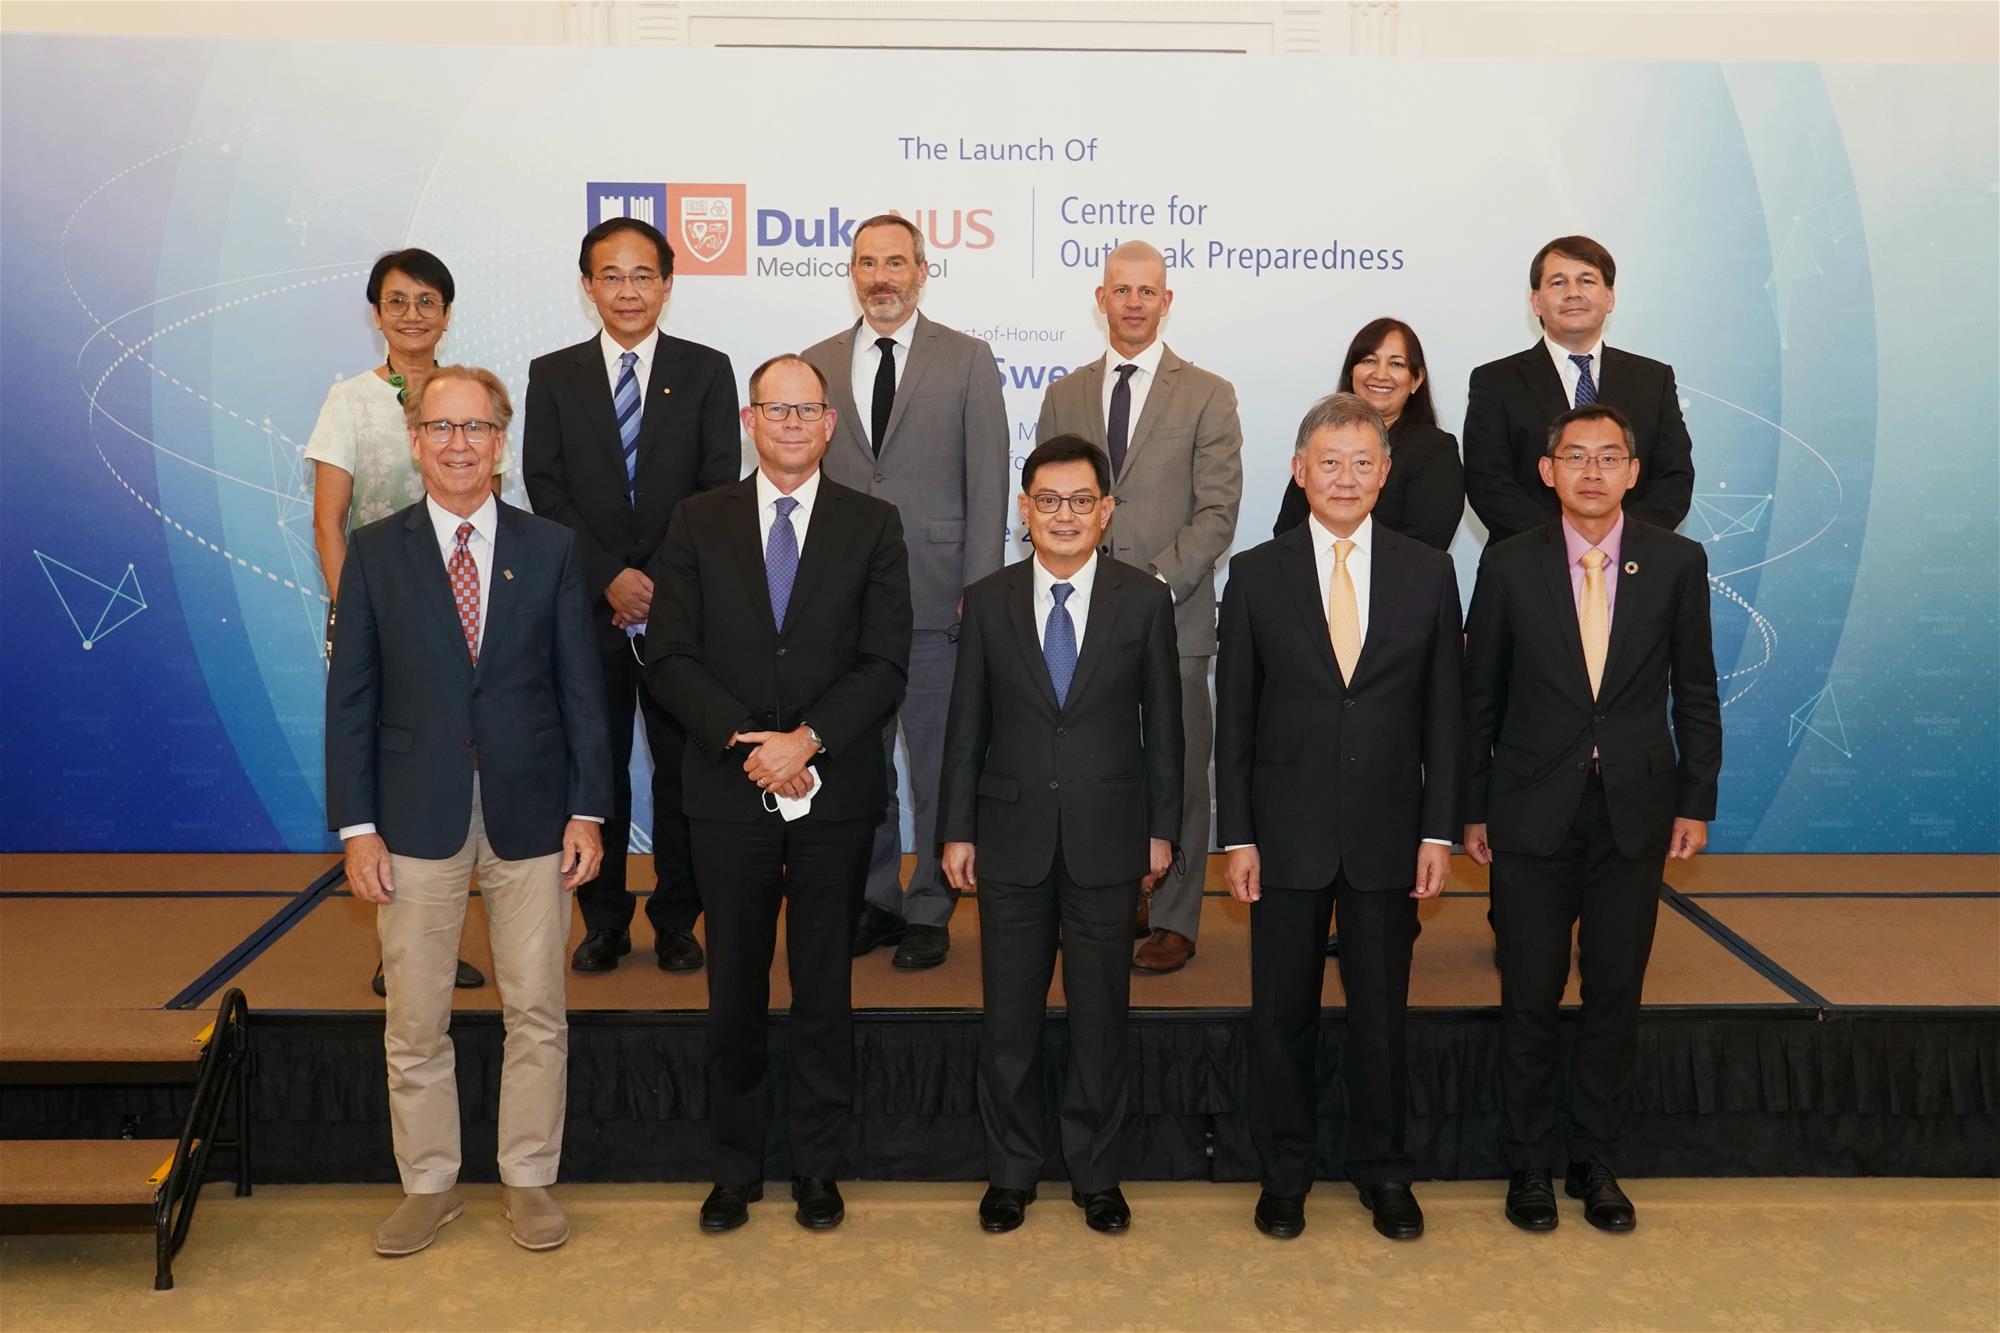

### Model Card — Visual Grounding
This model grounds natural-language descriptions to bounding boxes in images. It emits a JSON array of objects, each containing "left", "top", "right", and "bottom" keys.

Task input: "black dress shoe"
[
  {"left": 1253, "top": 1190, "right": 1305, "bottom": 1239},
  {"left": 1505, "top": 1169, "right": 1559, "bottom": 1232},
  {"left": 1565, "top": 1159, "right": 1636, "bottom": 1232},
  {"left": 1071, "top": 1186, "right": 1130, "bottom": 1233},
  {"left": 655, "top": 928, "right": 704, "bottom": 972},
  {"left": 852, "top": 904, "right": 907, "bottom": 958},
  {"left": 979, "top": 1185, "right": 1035, "bottom": 1233},
  {"left": 372, "top": 959, "right": 484, "bottom": 997},
  {"left": 893, "top": 924, "right": 950, "bottom": 970},
  {"left": 571, "top": 928, "right": 630, "bottom": 973},
  {"left": 791, "top": 1176, "right": 845, "bottom": 1230},
  {"left": 1357, "top": 1182, "right": 1424, "bottom": 1240},
  {"left": 1323, "top": 932, "right": 1341, "bottom": 958},
  {"left": 699, "top": 1181, "right": 762, "bottom": 1232}
]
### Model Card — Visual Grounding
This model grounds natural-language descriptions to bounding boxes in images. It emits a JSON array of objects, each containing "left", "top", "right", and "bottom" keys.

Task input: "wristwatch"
[{"left": 804, "top": 725, "right": 827, "bottom": 754}]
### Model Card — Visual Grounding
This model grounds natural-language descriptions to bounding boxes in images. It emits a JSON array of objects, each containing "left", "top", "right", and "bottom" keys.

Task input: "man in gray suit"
[
  {"left": 804, "top": 213, "right": 1010, "bottom": 969},
  {"left": 1034, "top": 241, "right": 1243, "bottom": 973}
]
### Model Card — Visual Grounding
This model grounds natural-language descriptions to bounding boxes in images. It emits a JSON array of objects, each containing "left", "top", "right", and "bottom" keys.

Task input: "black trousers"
[
  {"left": 693, "top": 813, "right": 872, "bottom": 1186},
  {"left": 976, "top": 847, "right": 1138, "bottom": 1193},
  {"left": 1493, "top": 773, "right": 1664, "bottom": 1171},
  {"left": 1250, "top": 872, "right": 1419, "bottom": 1194},
  {"left": 580, "top": 636, "right": 698, "bottom": 935}
]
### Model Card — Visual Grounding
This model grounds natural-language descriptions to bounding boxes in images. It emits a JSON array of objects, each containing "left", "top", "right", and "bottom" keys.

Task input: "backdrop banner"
[{"left": 2, "top": 38, "right": 1994, "bottom": 853}]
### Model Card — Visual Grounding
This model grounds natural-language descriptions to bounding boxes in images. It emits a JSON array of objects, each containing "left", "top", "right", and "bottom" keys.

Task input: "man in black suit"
[
  {"left": 327, "top": 366, "right": 610, "bottom": 1257},
  {"left": 1216, "top": 393, "right": 1462, "bottom": 1243},
  {"left": 1463, "top": 235, "right": 1695, "bottom": 545},
  {"left": 524, "top": 217, "right": 740, "bottom": 975},
  {"left": 645, "top": 354, "right": 910, "bottom": 1233},
  {"left": 939, "top": 435, "right": 1183, "bottom": 1236},
  {"left": 1462, "top": 403, "right": 1721, "bottom": 1234}
]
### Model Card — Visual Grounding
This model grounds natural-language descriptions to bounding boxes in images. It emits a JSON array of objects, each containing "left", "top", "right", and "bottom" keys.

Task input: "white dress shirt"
[
  {"left": 1098, "top": 338, "right": 1167, "bottom": 442},
  {"left": 756, "top": 465, "right": 822, "bottom": 553},
  {"left": 600, "top": 326, "right": 661, "bottom": 417},
  {"left": 341, "top": 492, "right": 601, "bottom": 838},
  {"left": 1225, "top": 512, "right": 1446, "bottom": 850},
  {"left": 1030, "top": 550, "right": 1099, "bottom": 653},
  {"left": 1545, "top": 335, "right": 1606, "bottom": 408},
  {"left": 849, "top": 314, "right": 915, "bottom": 448}
]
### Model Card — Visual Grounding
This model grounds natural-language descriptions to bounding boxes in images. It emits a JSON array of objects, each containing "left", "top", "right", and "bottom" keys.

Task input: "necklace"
[{"left": 385, "top": 356, "right": 435, "bottom": 406}]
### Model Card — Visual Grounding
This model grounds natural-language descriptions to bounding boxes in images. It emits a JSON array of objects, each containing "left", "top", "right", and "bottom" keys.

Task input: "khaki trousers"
[{"left": 377, "top": 777, "right": 569, "bottom": 1192}]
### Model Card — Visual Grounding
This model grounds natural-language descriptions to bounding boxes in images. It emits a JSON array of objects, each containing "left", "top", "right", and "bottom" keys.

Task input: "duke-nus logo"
[
  {"left": 586, "top": 183, "right": 667, "bottom": 230},
  {"left": 668, "top": 183, "right": 748, "bottom": 275}
]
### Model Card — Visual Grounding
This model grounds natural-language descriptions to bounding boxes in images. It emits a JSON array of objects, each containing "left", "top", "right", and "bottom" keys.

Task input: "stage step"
[
  {"left": 0, "top": 1009, "right": 215, "bottom": 1078},
  {"left": 0, "top": 1138, "right": 177, "bottom": 1206}
]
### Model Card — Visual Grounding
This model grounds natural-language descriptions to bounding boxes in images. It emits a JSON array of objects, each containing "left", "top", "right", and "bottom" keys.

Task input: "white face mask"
[{"left": 761, "top": 766, "right": 822, "bottom": 821}]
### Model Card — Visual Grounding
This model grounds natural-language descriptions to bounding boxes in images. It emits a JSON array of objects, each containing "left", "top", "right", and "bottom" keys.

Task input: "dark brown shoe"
[{"left": 1132, "top": 928, "right": 1195, "bottom": 974}]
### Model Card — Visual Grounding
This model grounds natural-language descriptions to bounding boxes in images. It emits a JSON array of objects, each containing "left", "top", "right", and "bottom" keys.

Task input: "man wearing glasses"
[
  {"left": 938, "top": 435, "right": 1182, "bottom": 1235},
  {"left": 1462, "top": 403, "right": 1721, "bottom": 1235},
  {"left": 524, "top": 218, "right": 740, "bottom": 976},
  {"left": 327, "top": 366, "right": 609, "bottom": 1255},
  {"left": 645, "top": 355, "right": 910, "bottom": 1232},
  {"left": 802, "top": 213, "right": 1010, "bottom": 972}
]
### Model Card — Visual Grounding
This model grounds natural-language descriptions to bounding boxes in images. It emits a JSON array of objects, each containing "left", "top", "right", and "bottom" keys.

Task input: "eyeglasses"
[
  {"left": 418, "top": 419, "right": 499, "bottom": 445},
  {"left": 750, "top": 401, "right": 828, "bottom": 422},
  {"left": 1551, "top": 450, "right": 1634, "bottom": 471},
  {"left": 590, "top": 273, "right": 662, "bottom": 291},
  {"left": 1029, "top": 492, "right": 1102, "bottom": 514},
  {"left": 379, "top": 293, "right": 446, "bottom": 319}
]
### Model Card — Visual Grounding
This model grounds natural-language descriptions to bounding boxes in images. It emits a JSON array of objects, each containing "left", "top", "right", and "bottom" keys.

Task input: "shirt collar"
[
  {"left": 1545, "top": 334, "right": 1605, "bottom": 373},
  {"left": 1561, "top": 512, "right": 1624, "bottom": 567},
  {"left": 1032, "top": 549, "right": 1099, "bottom": 605},
  {"left": 1307, "top": 511, "right": 1374, "bottom": 557},
  {"left": 425, "top": 492, "right": 498, "bottom": 547},
  {"left": 1104, "top": 338, "right": 1167, "bottom": 379},
  {"left": 601, "top": 327, "right": 660, "bottom": 378},
  {"left": 755, "top": 465, "right": 822, "bottom": 516},
  {"left": 859, "top": 310, "right": 920, "bottom": 353}
]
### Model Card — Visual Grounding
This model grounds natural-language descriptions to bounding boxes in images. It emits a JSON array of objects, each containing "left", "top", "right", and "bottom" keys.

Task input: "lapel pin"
[
  {"left": 503, "top": 569, "right": 515, "bottom": 581},
  {"left": 662, "top": 386, "right": 672, "bottom": 396},
  {"left": 1624, "top": 560, "right": 1639, "bottom": 575}
]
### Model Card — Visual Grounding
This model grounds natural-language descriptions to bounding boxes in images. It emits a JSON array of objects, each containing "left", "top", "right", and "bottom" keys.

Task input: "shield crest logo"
[
  {"left": 666, "top": 183, "right": 748, "bottom": 274},
  {"left": 679, "top": 197, "right": 734, "bottom": 264}
]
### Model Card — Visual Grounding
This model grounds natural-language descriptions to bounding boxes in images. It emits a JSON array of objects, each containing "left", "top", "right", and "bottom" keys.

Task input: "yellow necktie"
[
  {"left": 1579, "top": 547, "right": 1609, "bottom": 697},
  {"left": 1328, "top": 538, "right": 1360, "bottom": 683}
]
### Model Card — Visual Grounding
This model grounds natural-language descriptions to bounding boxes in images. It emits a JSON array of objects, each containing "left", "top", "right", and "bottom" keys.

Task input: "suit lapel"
[
  {"left": 1599, "top": 520, "right": 1652, "bottom": 694},
  {"left": 823, "top": 323, "right": 871, "bottom": 468},
  {"left": 473, "top": 503, "right": 524, "bottom": 679},
  {"left": 723, "top": 479, "right": 779, "bottom": 637},
  {"left": 1347, "top": 525, "right": 1403, "bottom": 690},
  {"left": 1598, "top": 346, "right": 1644, "bottom": 416},
  {"left": 1067, "top": 360, "right": 1108, "bottom": 449},
  {"left": 402, "top": 505, "right": 474, "bottom": 675},
  {"left": 1062, "top": 559, "right": 1124, "bottom": 709},
  {"left": 1004, "top": 562, "right": 1061, "bottom": 713},
  {"left": 777, "top": 478, "right": 836, "bottom": 643},
  {"left": 880, "top": 313, "right": 935, "bottom": 451},
  {"left": 1515, "top": 344, "right": 1570, "bottom": 424},
  {"left": 632, "top": 333, "right": 682, "bottom": 476},
  {"left": 1117, "top": 347, "right": 1179, "bottom": 481},
  {"left": 570, "top": 339, "right": 626, "bottom": 474},
  {"left": 1276, "top": 523, "right": 1344, "bottom": 688},
  {"left": 1536, "top": 524, "right": 1593, "bottom": 698}
]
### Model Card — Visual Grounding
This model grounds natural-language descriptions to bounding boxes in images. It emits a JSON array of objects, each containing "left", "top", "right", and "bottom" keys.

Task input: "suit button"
[
  {"left": 764, "top": 710, "right": 777, "bottom": 722},
  {"left": 776, "top": 648, "right": 788, "bottom": 657},
  {"left": 1056, "top": 727, "right": 1067, "bottom": 737},
  {"left": 1577, "top": 761, "right": 1588, "bottom": 770},
  {"left": 1048, "top": 781, "right": 1060, "bottom": 791},
  {"left": 1342, "top": 699, "right": 1355, "bottom": 709},
  {"left": 874, "top": 473, "right": 887, "bottom": 483},
  {"left": 462, "top": 738, "right": 475, "bottom": 749},
  {"left": 1594, "top": 713, "right": 1606, "bottom": 723}
]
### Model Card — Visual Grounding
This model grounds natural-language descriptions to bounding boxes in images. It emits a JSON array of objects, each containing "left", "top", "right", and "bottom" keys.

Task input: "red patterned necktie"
[{"left": 448, "top": 521, "right": 480, "bottom": 664}]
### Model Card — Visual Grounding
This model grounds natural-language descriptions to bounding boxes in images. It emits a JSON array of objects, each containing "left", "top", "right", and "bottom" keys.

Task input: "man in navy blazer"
[{"left": 327, "top": 366, "right": 610, "bottom": 1257}]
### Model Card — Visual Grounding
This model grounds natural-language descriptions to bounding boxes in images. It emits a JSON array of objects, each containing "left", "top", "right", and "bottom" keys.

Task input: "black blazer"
[
  {"left": 1272, "top": 419, "right": 1465, "bottom": 551},
  {"left": 1462, "top": 345, "right": 1694, "bottom": 544},
  {"left": 522, "top": 332, "right": 740, "bottom": 649},
  {"left": 325, "top": 500, "right": 612, "bottom": 861},
  {"left": 643, "top": 474, "right": 910, "bottom": 824},
  {"left": 1215, "top": 522, "right": 1462, "bottom": 892},
  {"left": 1460, "top": 520, "right": 1721, "bottom": 860},
  {"left": 937, "top": 557, "right": 1183, "bottom": 889}
]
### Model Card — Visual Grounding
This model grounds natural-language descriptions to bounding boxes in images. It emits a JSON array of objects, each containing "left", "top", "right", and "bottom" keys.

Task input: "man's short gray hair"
[
  {"left": 1292, "top": 391, "right": 1389, "bottom": 456},
  {"left": 851, "top": 213, "right": 926, "bottom": 269}
]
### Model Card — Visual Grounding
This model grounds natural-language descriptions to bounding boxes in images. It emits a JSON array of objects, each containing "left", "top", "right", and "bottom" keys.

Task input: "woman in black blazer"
[{"left": 1273, "top": 318, "right": 1465, "bottom": 550}]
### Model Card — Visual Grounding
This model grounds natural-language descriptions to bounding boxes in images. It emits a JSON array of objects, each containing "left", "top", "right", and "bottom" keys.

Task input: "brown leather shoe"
[
  {"left": 1133, "top": 928, "right": 1195, "bottom": 974},
  {"left": 1133, "top": 896, "right": 1151, "bottom": 940}
]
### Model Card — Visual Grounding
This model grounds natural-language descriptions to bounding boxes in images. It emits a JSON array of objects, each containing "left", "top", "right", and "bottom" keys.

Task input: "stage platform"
[{"left": 2, "top": 853, "right": 1995, "bottom": 1183}]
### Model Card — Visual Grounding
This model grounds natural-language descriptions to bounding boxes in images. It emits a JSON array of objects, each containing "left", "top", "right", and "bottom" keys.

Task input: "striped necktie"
[{"left": 615, "top": 350, "right": 641, "bottom": 502}]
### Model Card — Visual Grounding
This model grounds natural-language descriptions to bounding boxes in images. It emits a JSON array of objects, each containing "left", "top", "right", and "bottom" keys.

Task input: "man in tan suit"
[{"left": 1034, "top": 241, "right": 1243, "bottom": 972}]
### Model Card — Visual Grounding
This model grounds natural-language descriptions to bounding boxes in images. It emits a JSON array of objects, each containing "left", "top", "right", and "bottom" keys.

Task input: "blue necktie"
[
  {"left": 615, "top": 350, "right": 642, "bottom": 500},
  {"left": 1044, "top": 582, "right": 1078, "bottom": 707},
  {"left": 766, "top": 495, "right": 800, "bottom": 632},
  {"left": 1106, "top": 363, "right": 1137, "bottom": 477},
  {"left": 1569, "top": 353, "right": 1598, "bottom": 407}
]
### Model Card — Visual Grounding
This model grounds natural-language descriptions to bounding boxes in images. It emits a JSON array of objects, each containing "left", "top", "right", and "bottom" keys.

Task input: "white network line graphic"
[{"left": 33, "top": 551, "right": 148, "bottom": 649}]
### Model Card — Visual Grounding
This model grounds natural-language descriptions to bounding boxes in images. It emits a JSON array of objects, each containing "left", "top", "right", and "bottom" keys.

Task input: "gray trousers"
[
  {"left": 863, "top": 628, "right": 957, "bottom": 928},
  {"left": 1147, "top": 654, "right": 1215, "bottom": 941}
]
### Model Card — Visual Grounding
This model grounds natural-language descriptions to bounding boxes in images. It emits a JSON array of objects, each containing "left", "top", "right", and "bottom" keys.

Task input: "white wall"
[{"left": 6, "top": 0, "right": 1994, "bottom": 62}]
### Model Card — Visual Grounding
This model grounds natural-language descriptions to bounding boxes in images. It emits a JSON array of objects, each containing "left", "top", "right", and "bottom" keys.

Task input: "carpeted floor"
[{"left": 2, "top": 1179, "right": 1995, "bottom": 1332}]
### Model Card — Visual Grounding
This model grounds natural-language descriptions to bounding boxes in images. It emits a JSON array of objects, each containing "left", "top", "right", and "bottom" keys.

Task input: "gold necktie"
[
  {"left": 1328, "top": 538, "right": 1360, "bottom": 683},
  {"left": 1579, "top": 547, "right": 1609, "bottom": 697}
]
